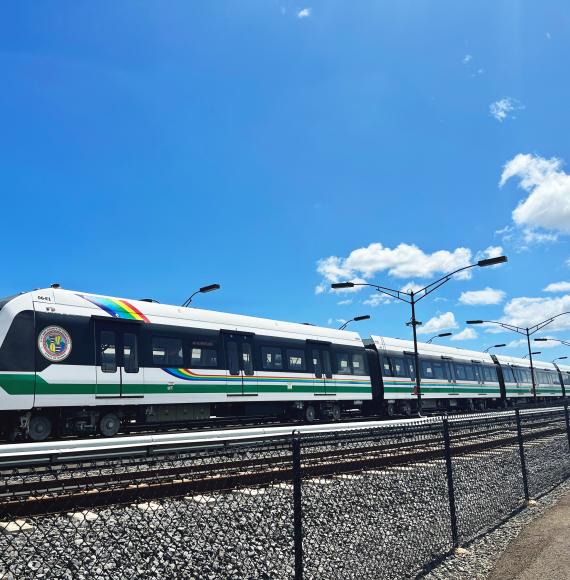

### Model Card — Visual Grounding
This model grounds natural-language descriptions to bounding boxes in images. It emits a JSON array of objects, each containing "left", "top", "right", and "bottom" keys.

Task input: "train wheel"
[
  {"left": 28, "top": 415, "right": 52, "bottom": 442},
  {"left": 400, "top": 401, "right": 412, "bottom": 417},
  {"left": 304, "top": 404, "right": 317, "bottom": 423},
  {"left": 99, "top": 413, "right": 121, "bottom": 437},
  {"left": 386, "top": 402, "right": 396, "bottom": 417},
  {"left": 331, "top": 403, "right": 341, "bottom": 421}
]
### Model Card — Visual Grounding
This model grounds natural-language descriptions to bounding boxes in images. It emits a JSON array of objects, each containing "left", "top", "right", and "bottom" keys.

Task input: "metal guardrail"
[{"left": 0, "top": 405, "right": 563, "bottom": 466}]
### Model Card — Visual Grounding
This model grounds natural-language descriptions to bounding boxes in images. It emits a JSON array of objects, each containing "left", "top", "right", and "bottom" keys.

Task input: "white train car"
[
  {"left": 0, "top": 287, "right": 372, "bottom": 440},
  {"left": 491, "top": 354, "right": 563, "bottom": 401},
  {"left": 365, "top": 336, "right": 502, "bottom": 415},
  {"left": 492, "top": 354, "right": 534, "bottom": 400},
  {"left": 533, "top": 360, "right": 564, "bottom": 398}
]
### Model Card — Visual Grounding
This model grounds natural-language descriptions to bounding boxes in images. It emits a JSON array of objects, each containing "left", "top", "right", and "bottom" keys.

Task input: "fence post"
[
  {"left": 564, "top": 402, "right": 570, "bottom": 453},
  {"left": 292, "top": 432, "right": 303, "bottom": 580},
  {"left": 442, "top": 417, "right": 459, "bottom": 548},
  {"left": 515, "top": 409, "right": 530, "bottom": 502}
]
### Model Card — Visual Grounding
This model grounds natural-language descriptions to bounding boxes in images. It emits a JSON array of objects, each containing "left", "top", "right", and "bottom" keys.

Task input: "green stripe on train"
[{"left": 0, "top": 375, "right": 371, "bottom": 396}]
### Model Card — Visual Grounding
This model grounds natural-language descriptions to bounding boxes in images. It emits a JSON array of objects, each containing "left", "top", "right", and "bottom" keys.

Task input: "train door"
[
  {"left": 312, "top": 346, "right": 333, "bottom": 394},
  {"left": 223, "top": 332, "right": 257, "bottom": 395},
  {"left": 444, "top": 360, "right": 456, "bottom": 394},
  {"left": 95, "top": 320, "right": 143, "bottom": 398}
]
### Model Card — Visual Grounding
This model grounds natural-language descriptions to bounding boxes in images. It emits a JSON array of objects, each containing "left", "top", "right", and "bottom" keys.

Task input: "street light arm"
[
  {"left": 529, "top": 311, "right": 570, "bottom": 334},
  {"left": 414, "top": 256, "right": 507, "bottom": 303},
  {"left": 470, "top": 320, "right": 527, "bottom": 335},
  {"left": 416, "top": 264, "right": 475, "bottom": 298},
  {"left": 340, "top": 282, "right": 411, "bottom": 303}
]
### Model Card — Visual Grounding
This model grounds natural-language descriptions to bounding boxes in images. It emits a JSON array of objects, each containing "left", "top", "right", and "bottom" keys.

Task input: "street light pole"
[
  {"left": 467, "top": 311, "right": 570, "bottom": 397},
  {"left": 332, "top": 254, "right": 507, "bottom": 412}
]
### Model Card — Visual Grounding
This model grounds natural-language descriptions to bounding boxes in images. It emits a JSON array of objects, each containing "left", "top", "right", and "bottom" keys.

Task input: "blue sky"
[{"left": 1, "top": 2, "right": 570, "bottom": 359}]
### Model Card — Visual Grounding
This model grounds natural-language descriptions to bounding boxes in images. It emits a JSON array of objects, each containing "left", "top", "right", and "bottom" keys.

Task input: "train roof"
[
  {"left": 493, "top": 354, "right": 557, "bottom": 371},
  {"left": 24, "top": 288, "right": 364, "bottom": 346},
  {"left": 367, "top": 335, "right": 495, "bottom": 364}
]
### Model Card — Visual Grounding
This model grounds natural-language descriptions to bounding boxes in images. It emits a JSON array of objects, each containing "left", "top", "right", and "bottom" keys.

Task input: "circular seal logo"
[{"left": 38, "top": 326, "right": 72, "bottom": 362}]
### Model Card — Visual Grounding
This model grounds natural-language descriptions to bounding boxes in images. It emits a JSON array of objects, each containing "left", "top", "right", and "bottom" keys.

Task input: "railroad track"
[{"left": 1, "top": 414, "right": 565, "bottom": 518}]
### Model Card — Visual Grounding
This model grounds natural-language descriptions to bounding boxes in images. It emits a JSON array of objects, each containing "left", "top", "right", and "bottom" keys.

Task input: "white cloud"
[
  {"left": 500, "top": 153, "right": 570, "bottom": 235},
  {"left": 462, "top": 54, "right": 472, "bottom": 64},
  {"left": 567, "top": 258, "right": 570, "bottom": 267},
  {"left": 337, "top": 299, "right": 353, "bottom": 305},
  {"left": 297, "top": 8, "right": 311, "bottom": 18},
  {"left": 544, "top": 282, "right": 570, "bottom": 293},
  {"left": 490, "top": 97, "right": 525, "bottom": 122},
  {"left": 522, "top": 229, "right": 558, "bottom": 244},
  {"left": 362, "top": 293, "right": 392, "bottom": 307},
  {"left": 327, "top": 318, "right": 333, "bottom": 326},
  {"left": 505, "top": 338, "right": 557, "bottom": 350},
  {"left": 459, "top": 287, "right": 506, "bottom": 306},
  {"left": 417, "top": 312, "right": 458, "bottom": 335},
  {"left": 317, "top": 243, "right": 475, "bottom": 289},
  {"left": 314, "top": 283, "right": 326, "bottom": 295},
  {"left": 501, "top": 294, "right": 570, "bottom": 332},
  {"left": 450, "top": 328, "right": 478, "bottom": 341}
]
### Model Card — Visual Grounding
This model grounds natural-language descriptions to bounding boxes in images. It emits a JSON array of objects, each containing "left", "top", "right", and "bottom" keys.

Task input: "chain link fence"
[{"left": 1, "top": 404, "right": 570, "bottom": 579}]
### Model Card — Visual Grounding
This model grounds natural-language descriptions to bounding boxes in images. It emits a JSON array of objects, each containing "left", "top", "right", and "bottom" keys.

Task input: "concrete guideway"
[
  {"left": 0, "top": 405, "right": 561, "bottom": 464},
  {"left": 487, "top": 489, "right": 570, "bottom": 580}
]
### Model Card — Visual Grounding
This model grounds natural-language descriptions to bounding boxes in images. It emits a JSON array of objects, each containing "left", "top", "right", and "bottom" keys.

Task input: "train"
[{"left": 0, "top": 286, "right": 568, "bottom": 441}]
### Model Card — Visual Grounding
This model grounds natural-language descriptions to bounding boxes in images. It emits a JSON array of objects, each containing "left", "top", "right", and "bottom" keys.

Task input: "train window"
[
  {"left": 391, "top": 356, "right": 407, "bottom": 377},
  {"left": 312, "top": 350, "right": 322, "bottom": 377},
  {"left": 503, "top": 366, "right": 516, "bottom": 383},
  {"left": 420, "top": 360, "right": 434, "bottom": 379},
  {"left": 262, "top": 347, "right": 284, "bottom": 370},
  {"left": 454, "top": 364, "right": 466, "bottom": 381},
  {"left": 242, "top": 342, "right": 254, "bottom": 376},
  {"left": 287, "top": 349, "right": 306, "bottom": 371},
  {"left": 381, "top": 357, "right": 392, "bottom": 377},
  {"left": 455, "top": 364, "right": 475, "bottom": 381},
  {"left": 323, "top": 351, "right": 332, "bottom": 377},
  {"left": 152, "top": 337, "right": 183, "bottom": 366},
  {"left": 473, "top": 365, "right": 482, "bottom": 383},
  {"left": 406, "top": 358, "right": 416, "bottom": 379},
  {"left": 516, "top": 367, "right": 530, "bottom": 383},
  {"left": 336, "top": 352, "right": 351, "bottom": 375},
  {"left": 565, "top": 372, "right": 570, "bottom": 386},
  {"left": 483, "top": 366, "right": 498, "bottom": 382},
  {"left": 432, "top": 362, "right": 446, "bottom": 380},
  {"left": 190, "top": 341, "right": 218, "bottom": 368},
  {"left": 100, "top": 330, "right": 116, "bottom": 373},
  {"left": 351, "top": 353, "right": 367, "bottom": 375},
  {"left": 123, "top": 333, "right": 138, "bottom": 373}
]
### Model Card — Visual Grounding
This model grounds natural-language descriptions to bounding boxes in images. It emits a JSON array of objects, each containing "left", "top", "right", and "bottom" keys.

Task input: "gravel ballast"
[{"left": 1, "top": 411, "right": 569, "bottom": 579}]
